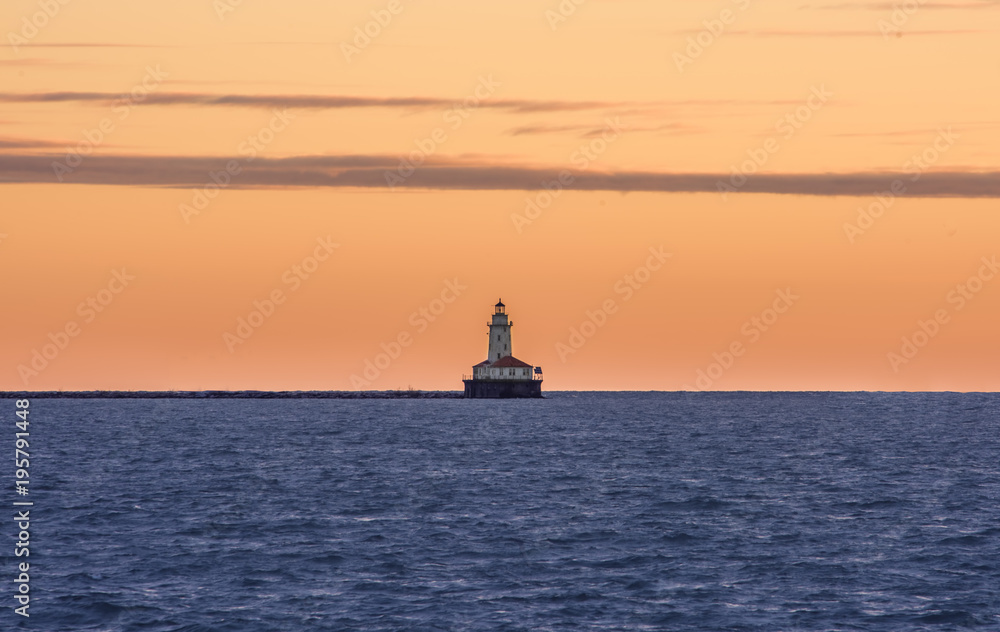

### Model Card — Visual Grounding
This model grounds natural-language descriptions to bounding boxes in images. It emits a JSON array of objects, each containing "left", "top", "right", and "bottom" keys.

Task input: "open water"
[{"left": 10, "top": 392, "right": 1000, "bottom": 631}]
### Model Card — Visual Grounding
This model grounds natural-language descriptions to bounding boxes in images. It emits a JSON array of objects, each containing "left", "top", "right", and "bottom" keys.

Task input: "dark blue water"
[{"left": 12, "top": 393, "right": 1000, "bottom": 631}]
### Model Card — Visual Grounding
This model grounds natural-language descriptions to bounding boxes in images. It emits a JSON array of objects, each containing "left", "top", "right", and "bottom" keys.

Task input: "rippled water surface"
[{"left": 19, "top": 392, "right": 1000, "bottom": 630}]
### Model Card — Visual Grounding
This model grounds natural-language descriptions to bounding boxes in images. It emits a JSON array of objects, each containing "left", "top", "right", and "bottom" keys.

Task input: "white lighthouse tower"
[
  {"left": 488, "top": 300, "right": 512, "bottom": 362},
  {"left": 463, "top": 299, "right": 543, "bottom": 398}
]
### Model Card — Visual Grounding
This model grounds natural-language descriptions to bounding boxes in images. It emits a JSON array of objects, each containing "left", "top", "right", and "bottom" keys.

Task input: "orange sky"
[{"left": 1, "top": 0, "right": 998, "bottom": 391}]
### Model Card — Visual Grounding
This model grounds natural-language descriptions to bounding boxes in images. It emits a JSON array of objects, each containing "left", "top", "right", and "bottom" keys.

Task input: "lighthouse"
[{"left": 463, "top": 300, "right": 543, "bottom": 398}]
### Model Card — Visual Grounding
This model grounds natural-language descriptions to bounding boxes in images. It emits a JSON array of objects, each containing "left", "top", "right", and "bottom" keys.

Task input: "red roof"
[
  {"left": 473, "top": 359, "right": 492, "bottom": 367},
  {"left": 491, "top": 355, "right": 533, "bottom": 368}
]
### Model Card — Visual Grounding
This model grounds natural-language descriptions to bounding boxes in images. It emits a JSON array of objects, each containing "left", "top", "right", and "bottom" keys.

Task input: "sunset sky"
[{"left": 2, "top": 0, "right": 998, "bottom": 391}]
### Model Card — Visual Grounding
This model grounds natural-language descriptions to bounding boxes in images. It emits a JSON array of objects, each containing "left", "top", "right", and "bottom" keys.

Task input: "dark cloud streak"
[
  {"left": 1, "top": 153, "right": 997, "bottom": 198},
  {"left": 0, "top": 92, "right": 820, "bottom": 114},
  {"left": 0, "top": 91, "right": 641, "bottom": 114}
]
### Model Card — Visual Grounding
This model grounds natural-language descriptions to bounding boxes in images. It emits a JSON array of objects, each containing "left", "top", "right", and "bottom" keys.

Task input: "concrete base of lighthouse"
[{"left": 463, "top": 379, "right": 543, "bottom": 399}]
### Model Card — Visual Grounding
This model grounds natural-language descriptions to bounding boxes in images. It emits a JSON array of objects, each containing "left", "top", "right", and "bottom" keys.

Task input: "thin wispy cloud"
[
  {"left": 14, "top": 42, "right": 175, "bottom": 48},
  {"left": 506, "top": 124, "right": 602, "bottom": 137},
  {"left": 0, "top": 137, "right": 73, "bottom": 149},
  {"left": 0, "top": 91, "right": 639, "bottom": 114},
  {"left": 1, "top": 152, "right": 997, "bottom": 198},
  {"left": 0, "top": 92, "right": 821, "bottom": 114},
  {"left": 506, "top": 122, "right": 698, "bottom": 138}
]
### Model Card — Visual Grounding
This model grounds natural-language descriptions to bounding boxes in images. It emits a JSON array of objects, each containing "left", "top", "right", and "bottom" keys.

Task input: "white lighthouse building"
[
  {"left": 463, "top": 300, "right": 543, "bottom": 398},
  {"left": 487, "top": 299, "right": 512, "bottom": 363}
]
